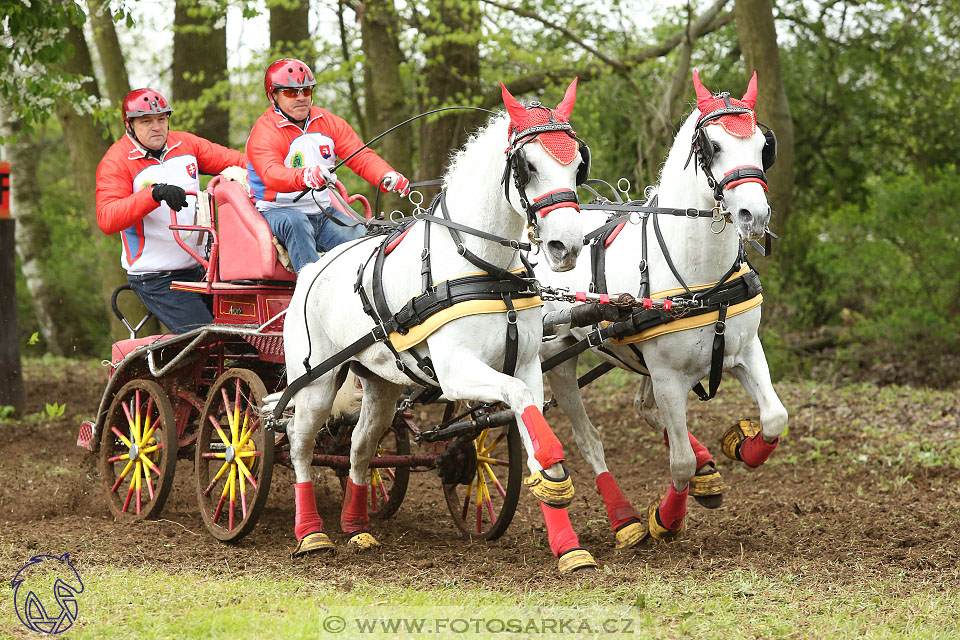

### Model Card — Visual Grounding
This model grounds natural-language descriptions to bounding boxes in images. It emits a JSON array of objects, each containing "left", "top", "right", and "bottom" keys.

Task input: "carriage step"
[
  {"left": 417, "top": 409, "right": 514, "bottom": 443},
  {"left": 77, "top": 421, "right": 96, "bottom": 452}
]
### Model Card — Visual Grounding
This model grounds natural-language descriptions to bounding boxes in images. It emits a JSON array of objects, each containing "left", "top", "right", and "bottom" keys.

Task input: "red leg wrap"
[
  {"left": 739, "top": 433, "right": 779, "bottom": 468},
  {"left": 294, "top": 481, "right": 324, "bottom": 540},
  {"left": 539, "top": 503, "right": 581, "bottom": 557},
  {"left": 521, "top": 406, "right": 564, "bottom": 468},
  {"left": 663, "top": 430, "right": 715, "bottom": 470},
  {"left": 340, "top": 478, "right": 370, "bottom": 534},
  {"left": 595, "top": 472, "right": 641, "bottom": 531},
  {"left": 657, "top": 483, "right": 689, "bottom": 530}
]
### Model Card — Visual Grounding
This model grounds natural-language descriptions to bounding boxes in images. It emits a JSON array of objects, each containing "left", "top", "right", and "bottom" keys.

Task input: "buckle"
[
  {"left": 715, "top": 320, "right": 726, "bottom": 335},
  {"left": 685, "top": 208, "right": 700, "bottom": 218},
  {"left": 586, "top": 331, "right": 603, "bottom": 347},
  {"left": 637, "top": 259, "right": 647, "bottom": 272},
  {"left": 506, "top": 309, "right": 518, "bottom": 325},
  {"left": 371, "top": 323, "right": 389, "bottom": 341}
]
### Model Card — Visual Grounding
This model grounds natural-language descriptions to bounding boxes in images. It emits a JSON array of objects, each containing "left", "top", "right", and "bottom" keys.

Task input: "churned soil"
[{"left": 2, "top": 359, "right": 959, "bottom": 593}]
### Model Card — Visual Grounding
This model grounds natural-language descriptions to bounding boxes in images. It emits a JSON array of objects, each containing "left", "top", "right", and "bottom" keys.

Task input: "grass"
[{"left": 2, "top": 566, "right": 959, "bottom": 639}]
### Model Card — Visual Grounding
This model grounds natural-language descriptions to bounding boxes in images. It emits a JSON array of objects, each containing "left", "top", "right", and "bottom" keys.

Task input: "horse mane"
[
  {"left": 443, "top": 112, "right": 510, "bottom": 192},
  {"left": 652, "top": 106, "right": 701, "bottom": 196}
]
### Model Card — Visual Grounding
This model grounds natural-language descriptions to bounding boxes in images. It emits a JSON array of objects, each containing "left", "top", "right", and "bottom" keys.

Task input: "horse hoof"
[
  {"left": 690, "top": 465, "right": 724, "bottom": 509},
  {"left": 346, "top": 531, "right": 381, "bottom": 553},
  {"left": 647, "top": 498, "right": 684, "bottom": 543},
  {"left": 614, "top": 520, "right": 648, "bottom": 550},
  {"left": 558, "top": 549, "right": 598, "bottom": 573},
  {"left": 292, "top": 532, "right": 336, "bottom": 558},
  {"left": 720, "top": 419, "right": 762, "bottom": 463},
  {"left": 525, "top": 468, "right": 575, "bottom": 508}
]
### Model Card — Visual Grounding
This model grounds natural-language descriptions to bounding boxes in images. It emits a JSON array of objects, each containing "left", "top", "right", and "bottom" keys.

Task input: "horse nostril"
[
  {"left": 738, "top": 209, "right": 754, "bottom": 224},
  {"left": 547, "top": 240, "right": 568, "bottom": 259}
]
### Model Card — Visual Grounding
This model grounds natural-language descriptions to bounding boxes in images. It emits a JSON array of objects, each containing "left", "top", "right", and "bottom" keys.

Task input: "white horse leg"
[
  {"left": 341, "top": 375, "right": 404, "bottom": 551},
  {"left": 288, "top": 373, "right": 339, "bottom": 556},
  {"left": 433, "top": 352, "right": 596, "bottom": 572},
  {"left": 635, "top": 376, "right": 723, "bottom": 508},
  {"left": 644, "top": 373, "right": 697, "bottom": 541},
  {"left": 727, "top": 337, "right": 788, "bottom": 467},
  {"left": 544, "top": 355, "right": 645, "bottom": 549}
]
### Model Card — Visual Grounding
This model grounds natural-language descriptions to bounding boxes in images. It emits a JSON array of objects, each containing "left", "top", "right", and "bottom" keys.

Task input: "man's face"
[
  {"left": 273, "top": 87, "right": 312, "bottom": 122},
  {"left": 130, "top": 113, "right": 169, "bottom": 151}
]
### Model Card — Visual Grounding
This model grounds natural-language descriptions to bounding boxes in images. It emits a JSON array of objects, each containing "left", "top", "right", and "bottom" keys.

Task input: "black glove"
[{"left": 151, "top": 183, "right": 188, "bottom": 211}]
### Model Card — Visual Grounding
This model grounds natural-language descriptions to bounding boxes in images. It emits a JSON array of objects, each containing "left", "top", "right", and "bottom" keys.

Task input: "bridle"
[{"left": 501, "top": 103, "right": 589, "bottom": 245}]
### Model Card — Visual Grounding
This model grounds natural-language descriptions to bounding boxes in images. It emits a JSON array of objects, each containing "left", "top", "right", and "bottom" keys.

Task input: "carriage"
[{"left": 77, "top": 174, "right": 524, "bottom": 543}]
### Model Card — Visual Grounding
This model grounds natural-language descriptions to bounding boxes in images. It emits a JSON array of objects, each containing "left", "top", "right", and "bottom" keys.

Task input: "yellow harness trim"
[
  {"left": 389, "top": 267, "right": 543, "bottom": 352},
  {"left": 605, "top": 263, "right": 762, "bottom": 345}
]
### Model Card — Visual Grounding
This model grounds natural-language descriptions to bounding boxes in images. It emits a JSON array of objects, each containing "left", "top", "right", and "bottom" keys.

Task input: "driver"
[
  {"left": 96, "top": 88, "right": 247, "bottom": 333},
  {"left": 246, "top": 58, "right": 410, "bottom": 273}
]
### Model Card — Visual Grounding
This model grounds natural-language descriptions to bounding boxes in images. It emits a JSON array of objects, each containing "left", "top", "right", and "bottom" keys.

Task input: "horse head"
[
  {"left": 683, "top": 69, "right": 773, "bottom": 242},
  {"left": 500, "top": 79, "right": 585, "bottom": 271}
]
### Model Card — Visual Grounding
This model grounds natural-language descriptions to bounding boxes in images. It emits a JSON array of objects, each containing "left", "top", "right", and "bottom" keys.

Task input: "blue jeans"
[
  {"left": 127, "top": 265, "right": 213, "bottom": 334},
  {"left": 261, "top": 206, "right": 365, "bottom": 273}
]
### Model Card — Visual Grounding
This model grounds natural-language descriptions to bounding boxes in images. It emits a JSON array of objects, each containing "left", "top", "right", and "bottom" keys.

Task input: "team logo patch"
[
  {"left": 12, "top": 553, "right": 85, "bottom": 634},
  {"left": 291, "top": 152, "right": 305, "bottom": 168},
  {"left": 186, "top": 162, "right": 197, "bottom": 179},
  {"left": 319, "top": 145, "right": 331, "bottom": 159}
]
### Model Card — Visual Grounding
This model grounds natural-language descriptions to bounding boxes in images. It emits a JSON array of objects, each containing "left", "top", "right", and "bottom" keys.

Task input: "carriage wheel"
[
  {"left": 443, "top": 421, "right": 522, "bottom": 540},
  {"left": 195, "top": 369, "right": 274, "bottom": 542},
  {"left": 171, "top": 389, "right": 203, "bottom": 451},
  {"left": 99, "top": 380, "right": 177, "bottom": 521},
  {"left": 339, "top": 419, "right": 411, "bottom": 520}
]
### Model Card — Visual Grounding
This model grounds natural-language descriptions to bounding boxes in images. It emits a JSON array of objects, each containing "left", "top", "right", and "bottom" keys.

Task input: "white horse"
[
  {"left": 538, "top": 70, "right": 788, "bottom": 548},
  {"left": 280, "top": 80, "right": 599, "bottom": 573}
]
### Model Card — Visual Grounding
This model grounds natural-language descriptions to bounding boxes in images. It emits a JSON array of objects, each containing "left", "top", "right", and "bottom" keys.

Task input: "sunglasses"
[{"left": 278, "top": 87, "right": 312, "bottom": 98}]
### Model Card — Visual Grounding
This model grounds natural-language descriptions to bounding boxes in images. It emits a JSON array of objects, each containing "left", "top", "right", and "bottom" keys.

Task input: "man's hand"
[
  {"left": 380, "top": 171, "right": 410, "bottom": 197},
  {"left": 302, "top": 165, "right": 336, "bottom": 190},
  {"left": 151, "top": 183, "right": 188, "bottom": 211}
]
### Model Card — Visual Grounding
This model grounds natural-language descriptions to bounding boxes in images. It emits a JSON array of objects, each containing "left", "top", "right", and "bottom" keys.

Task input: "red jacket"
[
  {"left": 96, "top": 132, "right": 245, "bottom": 272},
  {"left": 246, "top": 106, "right": 393, "bottom": 213}
]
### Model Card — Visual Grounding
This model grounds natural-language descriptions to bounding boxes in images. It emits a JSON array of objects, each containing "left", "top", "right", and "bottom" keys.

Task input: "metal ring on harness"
[
  {"left": 685, "top": 208, "right": 701, "bottom": 219},
  {"left": 457, "top": 243, "right": 466, "bottom": 256},
  {"left": 509, "top": 239, "right": 521, "bottom": 251},
  {"left": 408, "top": 190, "right": 424, "bottom": 208},
  {"left": 617, "top": 177, "right": 632, "bottom": 200},
  {"left": 389, "top": 209, "right": 405, "bottom": 223}
]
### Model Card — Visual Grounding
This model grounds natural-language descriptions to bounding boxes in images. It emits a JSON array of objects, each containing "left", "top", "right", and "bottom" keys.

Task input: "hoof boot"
[
  {"left": 525, "top": 468, "right": 574, "bottom": 508},
  {"left": 558, "top": 548, "right": 597, "bottom": 573},
  {"left": 647, "top": 497, "right": 684, "bottom": 543},
  {"left": 721, "top": 419, "right": 762, "bottom": 462},
  {"left": 614, "top": 520, "right": 648, "bottom": 550},
  {"left": 346, "top": 531, "right": 380, "bottom": 553},
  {"left": 690, "top": 465, "right": 724, "bottom": 509},
  {"left": 292, "top": 532, "right": 335, "bottom": 558}
]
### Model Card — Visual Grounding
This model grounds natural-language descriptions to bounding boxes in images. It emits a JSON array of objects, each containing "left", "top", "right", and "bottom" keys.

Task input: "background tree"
[{"left": 173, "top": 0, "right": 229, "bottom": 145}]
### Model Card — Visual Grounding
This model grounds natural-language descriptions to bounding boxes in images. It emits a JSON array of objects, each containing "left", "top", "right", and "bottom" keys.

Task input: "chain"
[{"left": 536, "top": 284, "right": 704, "bottom": 312}]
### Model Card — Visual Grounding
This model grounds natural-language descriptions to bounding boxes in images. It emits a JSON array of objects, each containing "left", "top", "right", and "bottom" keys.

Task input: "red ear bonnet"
[
  {"left": 691, "top": 69, "right": 757, "bottom": 138},
  {"left": 501, "top": 78, "right": 579, "bottom": 165}
]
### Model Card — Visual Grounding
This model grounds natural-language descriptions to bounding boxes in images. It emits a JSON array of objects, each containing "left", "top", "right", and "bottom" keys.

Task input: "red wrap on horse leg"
[
  {"left": 664, "top": 430, "right": 715, "bottom": 469},
  {"left": 657, "top": 483, "right": 689, "bottom": 530},
  {"left": 739, "top": 433, "right": 779, "bottom": 468},
  {"left": 521, "top": 406, "right": 565, "bottom": 468},
  {"left": 341, "top": 478, "right": 370, "bottom": 534},
  {"left": 596, "top": 472, "right": 641, "bottom": 530},
  {"left": 294, "top": 481, "right": 324, "bottom": 540},
  {"left": 539, "top": 503, "right": 581, "bottom": 557}
]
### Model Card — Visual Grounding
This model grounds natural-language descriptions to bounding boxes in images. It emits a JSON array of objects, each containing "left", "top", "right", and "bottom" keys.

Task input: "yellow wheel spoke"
[
  {"left": 207, "top": 414, "right": 231, "bottom": 447},
  {"left": 110, "top": 426, "right": 133, "bottom": 449},
  {"left": 140, "top": 444, "right": 162, "bottom": 455},
  {"left": 133, "top": 391, "right": 142, "bottom": 443},
  {"left": 237, "top": 464, "right": 248, "bottom": 518},
  {"left": 236, "top": 457, "right": 256, "bottom": 487},
  {"left": 114, "top": 459, "right": 135, "bottom": 486},
  {"left": 141, "top": 455, "right": 161, "bottom": 476},
  {"left": 480, "top": 432, "right": 505, "bottom": 457}
]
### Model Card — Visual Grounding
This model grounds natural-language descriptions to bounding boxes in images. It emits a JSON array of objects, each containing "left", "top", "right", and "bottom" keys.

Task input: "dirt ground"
[{"left": 2, "top": 359, "right": 959, "bottom": 592}]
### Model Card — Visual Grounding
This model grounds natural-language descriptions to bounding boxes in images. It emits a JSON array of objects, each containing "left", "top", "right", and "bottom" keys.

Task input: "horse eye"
[{"left": 712, "top": 142, "right": 720, "bottom": 154}]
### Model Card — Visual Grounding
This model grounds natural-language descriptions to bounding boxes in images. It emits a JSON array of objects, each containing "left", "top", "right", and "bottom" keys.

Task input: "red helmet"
[
  {"left": 122, "top": 88, "right": 172, "bottom": 127},
  {"left": 264, "top": 58, "right": 316, "bottom": 98}
]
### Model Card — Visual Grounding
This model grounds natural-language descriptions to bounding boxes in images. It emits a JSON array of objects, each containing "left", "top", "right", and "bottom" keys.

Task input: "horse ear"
[
  {"left": 555, "top": 77, "right": 578, "bottom": 120},
  {"left": 693, "top": 69, "right": 713, "bottom": 110},
  {"left": 500, "top": 82, "right": 529, "bottom": 126},
  {"left": 741, "top": 71, "right": 758, "bottom": 109}
]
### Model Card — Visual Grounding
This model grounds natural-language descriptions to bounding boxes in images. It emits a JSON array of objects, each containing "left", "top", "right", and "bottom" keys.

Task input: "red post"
[{"left": 0, "top": 161, "right": 25, "bottom": 415}]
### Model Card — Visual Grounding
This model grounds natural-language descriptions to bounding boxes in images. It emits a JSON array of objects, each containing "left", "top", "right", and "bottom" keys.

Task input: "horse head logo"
[{"left": 11, "top": 553, "right": 84, "bottom": 634}]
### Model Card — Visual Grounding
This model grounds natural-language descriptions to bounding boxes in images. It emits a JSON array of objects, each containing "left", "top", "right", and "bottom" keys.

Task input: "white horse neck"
[
  {"left": 439, "top": 115, "right": 525, "bottom": 272},
  {"left": 641, "top": 109, "right": 742, "bottom": 292}
]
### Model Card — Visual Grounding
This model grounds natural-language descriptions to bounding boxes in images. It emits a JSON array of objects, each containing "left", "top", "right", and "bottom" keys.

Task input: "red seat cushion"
[
  {"left": 111, "top": 335, "right": 176, "bottom": 365},
  {"left": 215, "top": 181, "right": 296, "bottom": 282}
]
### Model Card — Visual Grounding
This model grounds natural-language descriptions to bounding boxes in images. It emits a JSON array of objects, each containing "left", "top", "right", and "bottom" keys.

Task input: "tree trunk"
[
  {"left": 418, "top": 0, "right": 483, "bottom": 182},
  {"left": 1, "top": 114, "right": 64, "bottom": 356},
  {"left": 269, "top": 0, "right": 311, "bottom": 60},
  {"left": 86, "top": 0, "right": 130, "bottom": 106},
  {"left": 734, "top": 0, "right": 794, "bottom": 232},
  {"left": 173, "top": 0, "right": 229, "bottom": 145},
  {"left": 56, "top": 14, "right": 149, "bottom": 342},
  {"left": 360, "top": 0, "right": 412, "bottom": 178}
]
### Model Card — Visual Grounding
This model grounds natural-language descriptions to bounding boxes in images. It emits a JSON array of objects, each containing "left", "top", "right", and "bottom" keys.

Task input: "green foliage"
[{"left": 45, "top": 401, "right": 66, "bottom": 420}]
